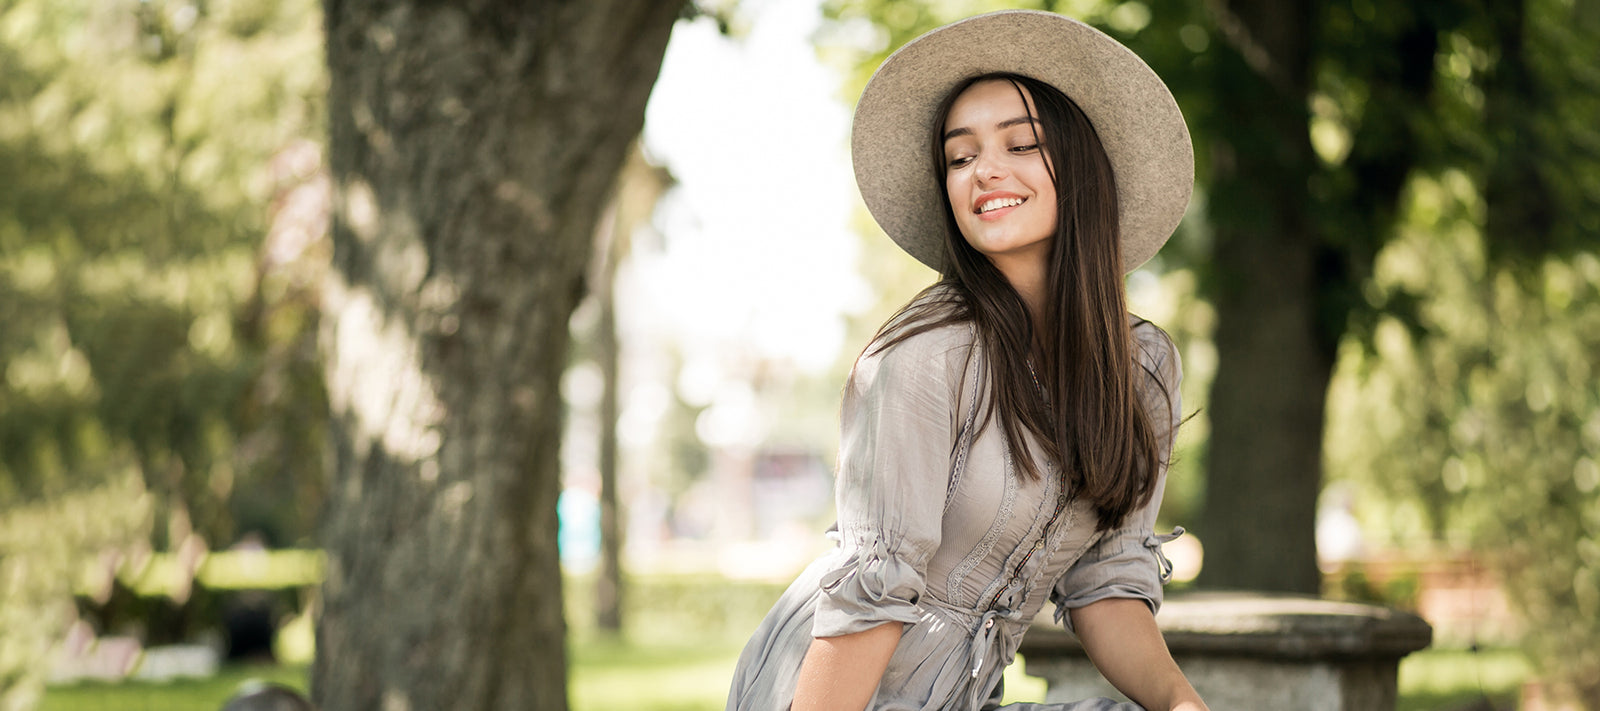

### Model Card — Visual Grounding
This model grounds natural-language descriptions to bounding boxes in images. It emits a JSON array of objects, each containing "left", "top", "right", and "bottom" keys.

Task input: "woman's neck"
[{"left": 990, "top": 253, "right": 1049, "bottom": 327}]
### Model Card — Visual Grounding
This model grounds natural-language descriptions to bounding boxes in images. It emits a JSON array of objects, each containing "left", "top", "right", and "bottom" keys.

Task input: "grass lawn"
[
  {"left": 1396, "top": 646, "right": 1531, "bottom": 711},
  {"left": 571, "top": 636, "right": 735, "bottom": 710},
  {"left": 41, "top": 664, "right": 306, "bottom": 711},
  {"left": 42, "top": 643, "right": 1525, "bottom": 711},
  {"left": 41, "top": 573, "right": 1529, "bottom": 710}
]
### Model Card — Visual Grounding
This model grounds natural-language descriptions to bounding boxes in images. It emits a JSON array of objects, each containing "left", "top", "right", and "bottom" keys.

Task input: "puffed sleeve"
[
  {"left": 811, "top": 327, "right": 967, "bottom": 638},
  {"left": 1050, "top": 320, "right": 1184, "bottom": 631}
]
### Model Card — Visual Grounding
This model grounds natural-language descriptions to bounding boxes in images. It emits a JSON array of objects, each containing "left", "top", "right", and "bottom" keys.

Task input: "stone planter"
[{"left": 1018, "top": 591, "right": 1434, "bottom": 711}]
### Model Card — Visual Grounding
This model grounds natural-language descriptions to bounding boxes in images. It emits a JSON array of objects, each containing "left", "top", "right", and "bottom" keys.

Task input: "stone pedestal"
[{"left": 1018, "top": 592, "right": 1434, "bottom": 711}]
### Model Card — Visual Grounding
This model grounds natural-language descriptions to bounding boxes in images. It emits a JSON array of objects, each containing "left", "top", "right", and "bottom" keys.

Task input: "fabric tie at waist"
[{"left": 967, "top": 608, "right": 1024, "bottom": 679}]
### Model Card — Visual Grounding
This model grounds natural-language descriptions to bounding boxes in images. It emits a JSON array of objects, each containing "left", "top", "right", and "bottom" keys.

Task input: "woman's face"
[{"left": 941, "top": 79, "right": 1058, "bottom": 274}]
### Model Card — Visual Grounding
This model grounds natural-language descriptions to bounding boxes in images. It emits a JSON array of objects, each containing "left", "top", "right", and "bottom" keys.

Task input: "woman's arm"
[
  {"left": 1069, "top": 598, "right": 1207, "bottom": 711},
  {"left": 791, "top": 621, "right": 904, "bottom": 711}
]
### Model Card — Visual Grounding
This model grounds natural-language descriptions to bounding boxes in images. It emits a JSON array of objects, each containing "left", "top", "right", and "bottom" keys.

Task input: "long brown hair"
[{"left": 872, "top": 72, "right": 1172, "bottom": 532}]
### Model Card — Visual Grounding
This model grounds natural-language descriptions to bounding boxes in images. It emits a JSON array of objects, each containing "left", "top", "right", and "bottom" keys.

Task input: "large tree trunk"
[
  {"left": 1194, "top": 0, "right": 1441, "bottom": 593},
  {"left": 313, "top": 3, "right": 679, "bottom": 710},
  {"left": 1195, "top": 0, "right": 1327, "bottom": 594}
]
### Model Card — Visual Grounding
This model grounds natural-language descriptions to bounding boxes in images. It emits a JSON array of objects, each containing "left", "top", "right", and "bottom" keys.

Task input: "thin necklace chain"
[{"left": 1025, "top": 358, "right": 1048, "bottom": 407}]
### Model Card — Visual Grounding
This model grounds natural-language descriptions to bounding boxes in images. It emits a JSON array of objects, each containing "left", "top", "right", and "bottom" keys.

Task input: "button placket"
[{"left": 986, "top": 469, "right": 1072, "bottom": 612}]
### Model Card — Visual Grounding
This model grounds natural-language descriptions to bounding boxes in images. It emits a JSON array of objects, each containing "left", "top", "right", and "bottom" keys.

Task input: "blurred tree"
[
  {"left": 592, "top": 163, "right": 627, "bottom": 636},
  {"left": 1186, "top": 0, "right": 1481, "bottom": 592},
  {"left": 0, "top": 0, "right": 327, "bottom": 704},
  {"left": 580, "top": 144, "right": 675, "bottom": 633},
  {"left": 311, "top": 1, "right": 679, "bottom": 709}
]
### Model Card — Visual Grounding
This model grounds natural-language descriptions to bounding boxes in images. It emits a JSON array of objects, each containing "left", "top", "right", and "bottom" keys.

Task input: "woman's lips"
[{"left": 975, "top": 193, "right": 1027, "bottom": 221}]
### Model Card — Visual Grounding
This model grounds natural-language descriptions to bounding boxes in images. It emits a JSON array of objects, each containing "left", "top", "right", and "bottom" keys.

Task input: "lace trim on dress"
[
  {"left": 944, "top": 334, "right": 984, "bottom": 512},
  {"left": 945, "top": 443, "right": 1018, "bottom": 605}
]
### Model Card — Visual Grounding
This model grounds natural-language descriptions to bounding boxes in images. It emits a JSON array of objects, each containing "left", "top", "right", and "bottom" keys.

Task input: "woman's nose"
[{"left": 973, "top": 152, "right": 1008, "bottom": 184}]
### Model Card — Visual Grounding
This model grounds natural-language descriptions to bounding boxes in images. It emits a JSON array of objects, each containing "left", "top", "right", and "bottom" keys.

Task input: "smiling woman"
[{"left": 725, "top": 10, "right": 1205, "bottom": 711}]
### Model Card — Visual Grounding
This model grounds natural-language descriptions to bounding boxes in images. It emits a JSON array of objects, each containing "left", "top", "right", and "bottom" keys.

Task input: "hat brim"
[{"left": 851, "top": 10, "right": 1193, "bottom": 274}]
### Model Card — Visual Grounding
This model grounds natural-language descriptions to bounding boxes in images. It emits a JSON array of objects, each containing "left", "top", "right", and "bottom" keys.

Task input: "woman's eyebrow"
[{"left": 942, "top": 115, "right": 1040, "bottom": 142}]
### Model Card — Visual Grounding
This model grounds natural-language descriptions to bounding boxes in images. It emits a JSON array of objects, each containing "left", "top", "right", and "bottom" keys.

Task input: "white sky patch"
[{"left": 637, "top": 0, "right": 869, "bottom": 377}]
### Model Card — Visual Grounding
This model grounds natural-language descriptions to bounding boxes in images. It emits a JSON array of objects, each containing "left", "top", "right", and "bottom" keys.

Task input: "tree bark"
[
  {"left": 1196, "top": 0, "right": 1327, "bottom": 594},
  {"left": 313, "top": 2, "right": 679, "bottom": 710}
]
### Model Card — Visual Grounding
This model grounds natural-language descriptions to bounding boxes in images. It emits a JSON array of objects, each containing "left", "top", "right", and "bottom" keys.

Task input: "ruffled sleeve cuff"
[
  {"left": 1051, "top": 526, "right": 1184, "bottom": 633},
  {"left": 812, "top": 532, "right": 928, "bottom": 638}
]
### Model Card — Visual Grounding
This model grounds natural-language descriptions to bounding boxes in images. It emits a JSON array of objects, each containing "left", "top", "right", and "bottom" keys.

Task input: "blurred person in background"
[{"left": 220, "top": 682, "right": 314, "bottom": 711}]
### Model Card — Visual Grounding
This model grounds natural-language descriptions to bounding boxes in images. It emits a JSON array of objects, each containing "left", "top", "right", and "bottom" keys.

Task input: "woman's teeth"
[{"left": 978, "top": 197, "right": 1024, "bottom": 214}]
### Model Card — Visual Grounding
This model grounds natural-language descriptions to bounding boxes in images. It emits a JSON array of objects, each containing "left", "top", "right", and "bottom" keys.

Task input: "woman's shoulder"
[
  {"left": 870, "top": 286, "right": 975, "bottom": 357},
  {"left": 853, "top": 285, "right": 976, "bottom": 379},
  {"left": 1128, "top": 313, "right": 1174, "bottom": 352},
  {"left": 1128, "top": 313, "right": 1182, "bottom": 391}
]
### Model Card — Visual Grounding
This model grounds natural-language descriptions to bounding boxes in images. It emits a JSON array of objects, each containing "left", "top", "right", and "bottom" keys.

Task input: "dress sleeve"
[
  {"left": 812, "top": 328, "right": 966, "bottom": 638},
  {"left": 1050, "top": 321, "right": 1184, "bottom": 632}
]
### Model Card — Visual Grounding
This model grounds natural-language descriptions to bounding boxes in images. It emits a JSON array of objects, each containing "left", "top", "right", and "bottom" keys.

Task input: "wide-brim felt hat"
[{"left": 851, "top": 10, "right": 1193, "bottom": 274}]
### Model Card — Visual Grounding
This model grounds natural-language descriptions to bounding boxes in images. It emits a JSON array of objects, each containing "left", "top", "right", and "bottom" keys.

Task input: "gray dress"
[{"left": 726, "top": 307, "right": 1184, "bottom": 711}]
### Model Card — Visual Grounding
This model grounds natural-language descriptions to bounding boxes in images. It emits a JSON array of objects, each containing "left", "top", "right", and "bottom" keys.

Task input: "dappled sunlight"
[
  {"left": 323, "top": 279, "right": 444, "bottom": 468},
  {"left": 340, "top": 178, "right": 381, "bottom": 243}
]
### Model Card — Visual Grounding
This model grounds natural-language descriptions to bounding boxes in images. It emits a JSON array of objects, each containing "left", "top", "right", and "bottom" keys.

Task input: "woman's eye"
[
  {"left": 1010, "top": 143, "right": 1039, "bottom": 153},
  {"left": 947, "top": 155, "right": 973, "bottom": 168}
]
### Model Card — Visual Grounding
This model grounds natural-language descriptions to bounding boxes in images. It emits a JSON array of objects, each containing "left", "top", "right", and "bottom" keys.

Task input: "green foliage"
[
  {"left": 1472, "top": 0, "right": 1600, "bottom": 264},
  {"left": 0, "top": 0, "right": 327, "bottom": 704},
  {"left": 566, "top": 572, "right": 789, "bottom": 648},
  {"left": 1320, "top": 0, "right": 1600, "bottom": 700},
  {"left": 1327, "top": 171, "right": 1600, "bottom": 704},
  {"left": 0, "top": 0, "right": 327, "bottom": 541}
]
